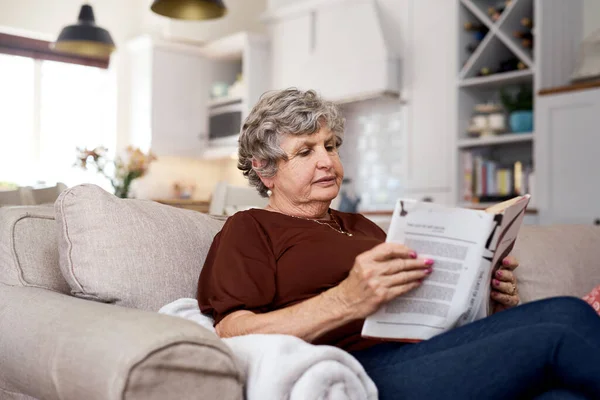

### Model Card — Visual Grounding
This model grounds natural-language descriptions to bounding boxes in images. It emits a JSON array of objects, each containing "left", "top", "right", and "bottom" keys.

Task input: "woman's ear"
[{"left": 252, "top": 158, "right": 274, "bottom": 189}]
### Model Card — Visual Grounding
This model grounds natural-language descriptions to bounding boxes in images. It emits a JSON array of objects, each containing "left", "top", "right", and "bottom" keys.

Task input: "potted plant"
[
  {"left": 500, "top": 85, "right": 534, "bottom": 133},
  {"left": 74, "top": 146, "right": 157, "bottom": 198}
]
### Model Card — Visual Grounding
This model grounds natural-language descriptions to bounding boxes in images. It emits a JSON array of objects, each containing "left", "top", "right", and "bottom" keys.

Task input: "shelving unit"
[
  {"left": 457, "top": 0, "right": 536, "bottom": 210},
  {"left": 455, "top": 0, "right": 584, "bottom": 218}
]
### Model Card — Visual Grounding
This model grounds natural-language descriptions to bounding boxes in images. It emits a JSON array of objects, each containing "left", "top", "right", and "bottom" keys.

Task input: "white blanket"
[{"left": 159, "top": 298, "right": 378, "bottom": 400}]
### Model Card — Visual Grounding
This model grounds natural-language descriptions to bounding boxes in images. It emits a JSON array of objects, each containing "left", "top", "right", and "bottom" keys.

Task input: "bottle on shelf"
[
  {"left": 499, "top": 58, "right": 527, "bottom": 73},
  {"left": 521, "top": 17, "right": 533, "bottom": 28},
  {"left": 466, "top": 42, "right": 481, "bottom": 54},
  {"left": 488, "top": 0, "right": 512, "bottom": 22},
  {"left": 478, "top": 67, "right": 494, "bottom": 76},
  {"left": 464, "top": 22, "right": 488, "bottom": 41},
  {"left": 513, "top": 30, "right": 533, "bottom": 40},
  {"left": 521, "top": 38, "right": 533, "bottom": 49}
]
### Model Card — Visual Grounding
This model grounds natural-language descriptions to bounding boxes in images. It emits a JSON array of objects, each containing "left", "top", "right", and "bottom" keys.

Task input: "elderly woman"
[{"left": 199, "top": 88, "right": 600, "bottom": 399}]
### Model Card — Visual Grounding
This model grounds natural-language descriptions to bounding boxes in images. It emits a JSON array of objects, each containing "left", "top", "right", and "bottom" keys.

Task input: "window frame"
[{"left": 0, "top": 32, "right": 109, "bottom": 69}]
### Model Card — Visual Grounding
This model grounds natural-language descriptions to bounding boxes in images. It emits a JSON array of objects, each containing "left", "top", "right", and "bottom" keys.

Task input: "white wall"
[{"left": 584, "top": 0, "right": 600, "bottom": 37}]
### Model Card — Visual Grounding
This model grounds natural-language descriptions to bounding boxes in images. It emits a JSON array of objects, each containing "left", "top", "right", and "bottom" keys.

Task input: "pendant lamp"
[
  {"left": 51, "top": 4, "right": 115, "bottom": 59},
  {"left": 151, "top": 0, "right": 227, "bottom": 21}
]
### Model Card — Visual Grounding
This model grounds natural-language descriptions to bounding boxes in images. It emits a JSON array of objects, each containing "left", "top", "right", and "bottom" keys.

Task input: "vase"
[{"left": 509, "top": 111, "right": 533, "bottom": 133}]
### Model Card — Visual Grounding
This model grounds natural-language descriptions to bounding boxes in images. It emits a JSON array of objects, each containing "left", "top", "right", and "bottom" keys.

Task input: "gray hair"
[{"left": 238, "top": 88, "right": 345, "bottom": 197}]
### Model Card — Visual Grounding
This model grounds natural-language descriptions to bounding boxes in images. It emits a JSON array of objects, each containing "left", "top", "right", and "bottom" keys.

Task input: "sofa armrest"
[{"left": 0, "top": 286, "right": 244, "bottom": 400}]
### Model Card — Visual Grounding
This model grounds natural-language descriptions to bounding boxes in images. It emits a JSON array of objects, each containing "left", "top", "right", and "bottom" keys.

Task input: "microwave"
[{"left": 207, "top": 102, "right": 243, "bottom": 148}]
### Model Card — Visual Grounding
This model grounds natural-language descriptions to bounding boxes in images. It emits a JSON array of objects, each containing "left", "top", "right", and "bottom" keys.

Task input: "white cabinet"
[
  {"left": 270, "top": 14, "right": 312, "bottom": 91},
  {"left": 128, "top": 36, "right": 208, "bottom": 158},
  {"left": 266, "top": 0, "right": 400, "bottom": 102},
  {"left": 535, "top": 87, "right": 600, "bottom": 225}
]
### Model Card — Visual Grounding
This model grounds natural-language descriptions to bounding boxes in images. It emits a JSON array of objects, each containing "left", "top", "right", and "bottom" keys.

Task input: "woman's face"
[{"left": 268, "top": 127, "right": 344, "bottom": 205}]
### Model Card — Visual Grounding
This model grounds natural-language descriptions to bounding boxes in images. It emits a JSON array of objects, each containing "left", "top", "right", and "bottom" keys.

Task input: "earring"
[{"left": 267, "top": 189, "right": 272, "bottom": 197}]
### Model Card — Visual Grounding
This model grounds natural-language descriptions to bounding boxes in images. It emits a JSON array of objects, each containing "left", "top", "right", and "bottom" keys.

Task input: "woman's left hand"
[{"left": 490, "top": 255, "right": 520, "bottom": 313}]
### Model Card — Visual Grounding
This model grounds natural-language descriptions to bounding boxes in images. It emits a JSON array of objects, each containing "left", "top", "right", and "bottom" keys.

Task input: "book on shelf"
[
  {"left": 361, "top": 194, "right": 530, "bottom": 342},
  {"left": 461, "top": 152, "right": 533, "bottom": 203}
]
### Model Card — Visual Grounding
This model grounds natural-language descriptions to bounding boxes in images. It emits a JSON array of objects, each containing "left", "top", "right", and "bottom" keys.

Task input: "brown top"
[{"left": 198, "top": 208, "right": 387, "bottom": 352}]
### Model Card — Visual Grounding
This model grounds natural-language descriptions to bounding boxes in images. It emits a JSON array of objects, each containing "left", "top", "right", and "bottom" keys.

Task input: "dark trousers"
[{"left": 350, "top": 297, "right": 600, "bottom": 400}]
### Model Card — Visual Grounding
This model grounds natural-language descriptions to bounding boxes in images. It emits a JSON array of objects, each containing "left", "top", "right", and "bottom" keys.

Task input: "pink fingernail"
[
  {"left": 424, "top": 259, "right": 434, "bottom": 266},
  {"left": 409, "top": 251, "right": 417, "bottom": 259},
  {"left": 496, "top": 270, "right": 503, "bottom": 278},
  {"left": 502, "top": 259, "right": 510, "bottom": 266},
  {"left": 425, "top": 267, "right": 433, "bottom": 274},
  {"left": 493, "top": 279, "right": 500, "bottom": 286}
]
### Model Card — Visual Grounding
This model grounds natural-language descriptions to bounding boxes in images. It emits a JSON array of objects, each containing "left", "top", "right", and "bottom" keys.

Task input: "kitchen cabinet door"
[
  {"left": 270, "top": 14, "right": 312, "bottom": 91},
  {"left": 310, "top": 0, "right": 394, "bottom": 101},
  {"left": 128, "top": 37, "right": 208, "bottom": 158},
  {"left": 151, "top": 46, "right": 208, "bottom": 158},
  {"left": 536, "top": 88, "right": 600, "bottom": 225}
]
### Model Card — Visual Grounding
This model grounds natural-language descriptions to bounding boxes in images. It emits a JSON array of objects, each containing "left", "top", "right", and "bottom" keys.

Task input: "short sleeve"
[{"left": 198, "top": 211, "right": 276, "bottom": 324}]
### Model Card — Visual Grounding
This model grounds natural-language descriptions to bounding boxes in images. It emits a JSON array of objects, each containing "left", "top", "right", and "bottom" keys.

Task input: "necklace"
[{"left": 281, "top": 210, "right": 353, "bottom": 237}]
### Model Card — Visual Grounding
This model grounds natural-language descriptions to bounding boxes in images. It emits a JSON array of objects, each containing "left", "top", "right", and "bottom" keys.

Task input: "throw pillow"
[{"left": 55, "top": 184, "right": 226, "bottom": 311}]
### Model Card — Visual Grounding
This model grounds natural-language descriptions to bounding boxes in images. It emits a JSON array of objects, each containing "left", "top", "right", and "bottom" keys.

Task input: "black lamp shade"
[
  {"left": 151, "top": 0, "right": 227, "bottom": 21},
  {"left": 51, "top": 4, "right": 115, "bottom": 59}
]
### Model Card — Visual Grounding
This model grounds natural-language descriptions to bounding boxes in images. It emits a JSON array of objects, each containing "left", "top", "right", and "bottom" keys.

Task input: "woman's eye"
[{"left": 299, "top": 150, "right": 311, "bottom": 157}]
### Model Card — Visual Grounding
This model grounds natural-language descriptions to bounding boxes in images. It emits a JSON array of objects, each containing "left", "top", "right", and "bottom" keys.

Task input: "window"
[
  {"left": 0, "top": 54, "right": 35, "bottom": 184},
  {"left": 0, "top": 53, "right": 116, "bottom": 188}
]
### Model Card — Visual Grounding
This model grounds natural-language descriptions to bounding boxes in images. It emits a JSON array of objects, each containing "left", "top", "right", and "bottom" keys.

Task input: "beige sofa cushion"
[
  {"left": 0, "top": 286, "right": 243, "bottom": 400},
  {"left": 513, "top": 224, "right": 600, "bottom": 302},
  {"left": 55, "top": 184, "right": 225, "bottom": 311},
  {"left": 0, "top": 206, "right": 70, "bottom": 293}
]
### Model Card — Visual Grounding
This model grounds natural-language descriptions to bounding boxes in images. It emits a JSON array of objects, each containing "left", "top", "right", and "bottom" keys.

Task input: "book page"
[{"left": 361, "top": 200, "right": 495, "bottom": 341}]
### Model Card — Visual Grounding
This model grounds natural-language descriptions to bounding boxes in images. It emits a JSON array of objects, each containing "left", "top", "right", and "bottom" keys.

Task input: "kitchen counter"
[
  {"left": 538, "top": 80, "right": 600, "bottom": 96},
  {"left": 153, "top": 198, "right": 211, "bottom": 213}
]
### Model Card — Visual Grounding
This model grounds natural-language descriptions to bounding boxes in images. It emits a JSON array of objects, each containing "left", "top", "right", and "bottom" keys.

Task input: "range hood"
[{"left": 263, "top": 0, "right": 403, "bottom": 104}]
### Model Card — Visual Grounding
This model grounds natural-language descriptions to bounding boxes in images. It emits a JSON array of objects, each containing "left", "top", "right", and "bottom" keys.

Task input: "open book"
[{"left": 361, "top": 194, "right": 531, "bottom": 342}]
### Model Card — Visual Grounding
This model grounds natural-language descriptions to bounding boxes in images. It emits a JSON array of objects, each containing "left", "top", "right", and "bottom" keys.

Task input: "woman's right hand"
[{"left": 332, "top": 242, "right": 434, "bottom": 320}]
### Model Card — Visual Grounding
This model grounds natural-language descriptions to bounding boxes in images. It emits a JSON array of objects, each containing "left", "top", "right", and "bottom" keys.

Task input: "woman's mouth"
[{"left": 314, "top": 176, "right": 336, "bottom": 186}]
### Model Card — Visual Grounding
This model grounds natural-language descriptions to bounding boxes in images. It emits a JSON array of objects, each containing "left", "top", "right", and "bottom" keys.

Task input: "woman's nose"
[{"left": 315, "top": 148, "right": 334, "bottom": 168}]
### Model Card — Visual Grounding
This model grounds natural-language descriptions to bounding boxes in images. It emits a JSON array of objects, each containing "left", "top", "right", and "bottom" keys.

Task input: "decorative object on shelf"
[
  {"left": 150, "top": 0, "right": 227, "bottom": 21},
  {"left": 74, "top": 146, "right": 157, "bottom": 199},
  {"left": 51, "top": 4, "right": 115, "bottom": 59},
  {"left": 500, "top": 85, "right": 533, "bottom": 133},
  {"left": 227, "top": 73, "right": 245, "bottom": 99},
  {"left": 211, "top": 81, "right": 229, "bottom": 99},
  {"left": 172, "top": 182, "right": 196, "bottom": 199},
  {"left": 467, "top": 103, "right": 506, "bottom": 137},
  {"left": 571, "top": 28, "right": 600, "bottom": 83}
]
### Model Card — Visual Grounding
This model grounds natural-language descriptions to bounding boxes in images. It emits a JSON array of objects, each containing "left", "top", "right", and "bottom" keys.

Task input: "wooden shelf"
[
  {"left": 457, "top": 132, "right": 533, "bottom": 148},
  {"left": 459, "top": 69, "right": 533, "bottom": 89},
  {"left": 153, "top": 199, "right": 210, "bottom": 213},
  {"left": 538, "top": 80, "right": 600, "bottom": 96},
  {"left": 208, "top": 96, "right": 244, "bottom": 108}
]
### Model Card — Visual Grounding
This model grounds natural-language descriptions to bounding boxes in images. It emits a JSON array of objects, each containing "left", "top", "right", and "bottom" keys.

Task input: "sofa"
[{"left": 1, "top": 184, "right": 600, "bottom": 400}]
